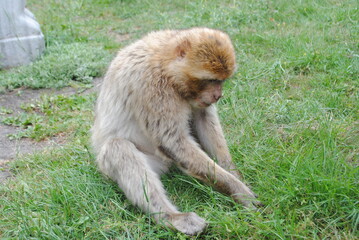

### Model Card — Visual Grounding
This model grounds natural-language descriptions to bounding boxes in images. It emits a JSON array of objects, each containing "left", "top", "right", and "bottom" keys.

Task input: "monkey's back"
[{"left": 92, "top": 32, "right": 174, "bottom": 153}]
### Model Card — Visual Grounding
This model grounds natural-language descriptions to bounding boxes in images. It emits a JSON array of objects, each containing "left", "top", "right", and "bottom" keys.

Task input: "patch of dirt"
[{"left": 0, "top": 78, "right": 102, "bottom": 183}]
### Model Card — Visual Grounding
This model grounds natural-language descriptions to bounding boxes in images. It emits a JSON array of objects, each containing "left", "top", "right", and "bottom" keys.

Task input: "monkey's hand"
[{"left": 231, "top": 185, "right": 262, "bottom": 209}]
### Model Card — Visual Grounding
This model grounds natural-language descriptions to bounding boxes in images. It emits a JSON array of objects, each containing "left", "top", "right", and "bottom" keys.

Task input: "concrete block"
[{"left": 0, "top": 0, "right": 45, "bottom": 69}]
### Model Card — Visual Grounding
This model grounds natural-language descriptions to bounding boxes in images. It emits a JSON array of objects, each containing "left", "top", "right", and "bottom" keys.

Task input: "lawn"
[{"left": 0, "top": 0, "right": 358, "bottom": 239}]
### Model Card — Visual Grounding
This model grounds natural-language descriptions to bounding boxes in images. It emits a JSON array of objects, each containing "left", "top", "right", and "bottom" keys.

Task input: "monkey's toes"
[{"left": 169, "top": 212, "right": 207, "bottom": 235}]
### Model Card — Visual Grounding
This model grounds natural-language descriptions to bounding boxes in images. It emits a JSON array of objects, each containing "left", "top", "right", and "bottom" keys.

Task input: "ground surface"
[
  {"left": 1, "top": 1, "right": 357, "bottom": 239},
  {"left": 0, "top": 78, "right": 102, "bottom": 183}
]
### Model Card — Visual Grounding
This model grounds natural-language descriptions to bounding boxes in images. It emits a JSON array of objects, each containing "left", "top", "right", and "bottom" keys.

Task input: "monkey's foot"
[{"left": 166, "top": 212, "right": 207, "bottom": 235}]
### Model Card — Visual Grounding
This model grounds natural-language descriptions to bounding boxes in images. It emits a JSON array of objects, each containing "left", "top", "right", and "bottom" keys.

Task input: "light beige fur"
[{"left": 91, "top": 28, "right": 259, "bottom": 235}]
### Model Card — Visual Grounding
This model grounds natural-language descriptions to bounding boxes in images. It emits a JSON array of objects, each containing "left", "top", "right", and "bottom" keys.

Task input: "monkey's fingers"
[{"left": 232, "top": 192, "right": 263, "bottom": 210}]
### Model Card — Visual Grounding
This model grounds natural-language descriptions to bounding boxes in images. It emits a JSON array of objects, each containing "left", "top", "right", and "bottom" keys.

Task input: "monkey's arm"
[
  {"left": 192, "top": 106, "right": 242, "bottom": 179},
  {"left": 139, "top": 104, "right": 256, "bottom": 207},
  {"left": 158, "top": 130, "right": 256, "bottom": 208}
]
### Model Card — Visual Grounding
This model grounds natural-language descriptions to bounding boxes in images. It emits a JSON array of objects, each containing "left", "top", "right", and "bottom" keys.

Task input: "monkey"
[{"left": 91, "top": 28, "right": 259, "bottom": 235}]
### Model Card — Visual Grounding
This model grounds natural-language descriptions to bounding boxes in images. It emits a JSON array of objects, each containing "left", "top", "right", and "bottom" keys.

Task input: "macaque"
[{"left": 91, "top": 28, "right": 259, "bottom": 235}]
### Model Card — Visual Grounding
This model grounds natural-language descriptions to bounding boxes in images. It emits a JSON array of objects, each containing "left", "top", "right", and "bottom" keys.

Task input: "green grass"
[
  {"left": 0, "top": 43, "right": 111, "bottom": 91},
  {"left": 2, "top": 94, "right": 95, "bottom": 140},
  {"left": 0, "top": 0, "right": 358, "bottom": 239}
]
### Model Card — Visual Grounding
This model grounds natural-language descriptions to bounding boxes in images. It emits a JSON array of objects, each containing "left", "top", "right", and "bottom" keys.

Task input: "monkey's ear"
[{"left": 175, "top": 39, "right": 191, "bottom": 58}]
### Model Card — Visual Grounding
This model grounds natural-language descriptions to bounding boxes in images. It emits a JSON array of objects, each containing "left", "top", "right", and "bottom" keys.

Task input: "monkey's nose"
[{"left": 213, "top": 93, "right": 222, "bottom": 101}]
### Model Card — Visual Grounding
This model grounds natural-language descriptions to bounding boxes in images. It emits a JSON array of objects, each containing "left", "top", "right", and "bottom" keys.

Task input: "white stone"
[{"left": 0, "top": 0, "right": 45, "bottom": 69}]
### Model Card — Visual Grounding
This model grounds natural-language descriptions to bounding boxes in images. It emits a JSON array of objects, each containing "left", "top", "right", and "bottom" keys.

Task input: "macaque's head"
[{"left": 170, "top": 28, "right": 236, "bottom": 108}]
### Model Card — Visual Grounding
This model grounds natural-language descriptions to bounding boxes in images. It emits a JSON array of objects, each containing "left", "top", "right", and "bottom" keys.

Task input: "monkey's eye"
[{"left": 207, "top": 79, "right": 223, "bottom": 84}]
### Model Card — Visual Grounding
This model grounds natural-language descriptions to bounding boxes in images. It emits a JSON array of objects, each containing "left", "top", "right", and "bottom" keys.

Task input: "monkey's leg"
[
  {"left": 193, "top": 107, "right": 242, "bottom": 179},
  {"left": 97, "top": 138, "right": 207, "bottom": 235}
]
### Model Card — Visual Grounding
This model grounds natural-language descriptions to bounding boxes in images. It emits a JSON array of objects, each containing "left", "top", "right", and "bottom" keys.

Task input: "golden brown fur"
[{"left": 91, "top": 28, "right": 258, "bottom": 235}]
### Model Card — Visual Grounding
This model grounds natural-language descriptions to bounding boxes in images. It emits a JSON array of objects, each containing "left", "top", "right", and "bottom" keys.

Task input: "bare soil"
[{"left": 0, "top": 78, "right": 102, "bottom": 183}]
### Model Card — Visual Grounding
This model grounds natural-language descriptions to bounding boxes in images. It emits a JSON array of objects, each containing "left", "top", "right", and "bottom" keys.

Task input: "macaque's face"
[
  {"left": 189, "top": 79, "right": 225, "bottom": 108},
  {"left": 171, "top": 30, "right": 236, "bottom": 109}
]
